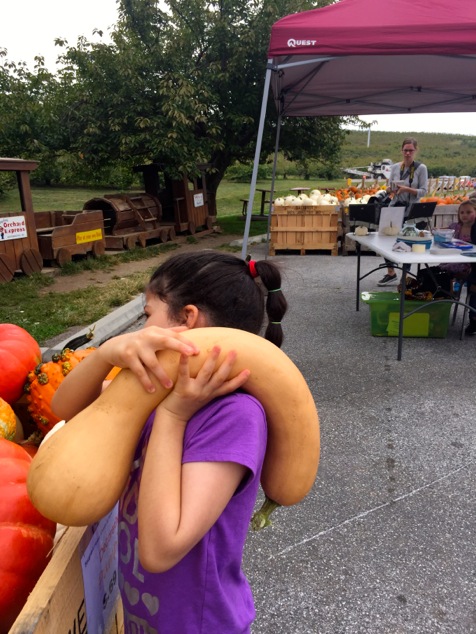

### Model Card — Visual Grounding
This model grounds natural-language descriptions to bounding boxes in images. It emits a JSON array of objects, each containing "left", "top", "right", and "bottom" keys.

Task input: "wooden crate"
[
  {"left": 10, "top": 525, "right": 123, "bottom": 634},
  {"left": 269, "top": 205, "right": 339, "bottom": 255}
]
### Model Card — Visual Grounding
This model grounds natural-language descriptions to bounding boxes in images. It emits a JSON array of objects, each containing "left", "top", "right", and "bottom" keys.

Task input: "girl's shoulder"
[
  {"left": 184, "top": 393, "right": 267, "bottom": 472},
  {"left": 194, "top": 392, "right": 265, "bottom": 429}
]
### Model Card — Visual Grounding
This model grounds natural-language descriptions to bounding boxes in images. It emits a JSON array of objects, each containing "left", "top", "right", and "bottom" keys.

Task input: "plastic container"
[
  {"left": 396, "top": 236, "right": 432, "bottom": 250},
  {"left": 361, "top": 292, "right": 452, "bottom": 338},
  {"left": 396, "top": 228, "right": 433, "bottom": 250},
  {"left": 433, "top": 229, "right": 455, "bottom": 243}
]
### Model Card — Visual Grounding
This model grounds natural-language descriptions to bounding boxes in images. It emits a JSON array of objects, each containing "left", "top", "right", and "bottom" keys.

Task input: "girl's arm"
[
  {"left": 52, "top": 327, "right": 199, "bottom": 421},
  {"left": 138, "top": 347, "right": 250, "bottom": 573}
]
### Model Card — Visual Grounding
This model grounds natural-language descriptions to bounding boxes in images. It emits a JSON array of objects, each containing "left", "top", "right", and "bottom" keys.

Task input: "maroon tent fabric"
[
  {"left": 241, "top": 0, "right": 476, "bottom": 256},
  {"left": 267, "top": 0, "right": 476, "bottom": 116}
]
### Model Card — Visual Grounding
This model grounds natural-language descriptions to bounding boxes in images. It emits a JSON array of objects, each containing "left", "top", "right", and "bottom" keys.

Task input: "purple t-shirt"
[{"left": 118, "top": 392, "right": 267, "bottom": 634}]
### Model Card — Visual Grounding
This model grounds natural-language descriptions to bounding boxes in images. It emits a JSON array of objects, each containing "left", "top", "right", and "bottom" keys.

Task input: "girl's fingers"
[
  {"left": 147, "top": 327, "right": 199, "bottom": 355},
  {"left": 214, "top": 369, "right": 250, "bottom": 396},
  {"left": 176, "top": 353, "right": 192, "bottom": 381},
  {"left": 194, "top": 346, "right": 221, "bottom": 382},
  {"left": 195, "top": 349, "right": 243, "bottom": 395}
]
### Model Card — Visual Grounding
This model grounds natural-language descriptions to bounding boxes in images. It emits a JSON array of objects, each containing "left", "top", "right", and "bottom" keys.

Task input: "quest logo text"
[{"left": 287, "top": 39, "right": 317, "bottom": 47}]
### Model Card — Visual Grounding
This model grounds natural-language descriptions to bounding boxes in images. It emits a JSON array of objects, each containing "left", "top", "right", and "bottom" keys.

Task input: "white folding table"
[{"left": 346, "top": 232, "right": 476, "bottom": 359}]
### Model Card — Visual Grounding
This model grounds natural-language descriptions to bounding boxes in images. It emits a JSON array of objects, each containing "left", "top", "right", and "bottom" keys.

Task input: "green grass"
[
  {"left": 0, "top": 217, "right": 269, "bottom": 345},
  {"left": 0, "top": 177, "right": 341, "bottom": 345},
  {"left": 1, "top": 271, "right": 151, "bottom": 344},
  {"left": 0, "top": 178, "right": 347, "bottom": 216}
]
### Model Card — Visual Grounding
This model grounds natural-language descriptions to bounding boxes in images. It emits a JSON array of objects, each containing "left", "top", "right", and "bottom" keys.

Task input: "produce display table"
[
  {"left": 256, "top": 188, "right": 272, "bottom": 216},
  {"left": 347, "top": 232, "right": 476, "bottom": 360}
]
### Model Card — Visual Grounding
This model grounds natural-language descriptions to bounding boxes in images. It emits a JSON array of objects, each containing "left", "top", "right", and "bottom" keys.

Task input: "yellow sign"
[{"left": 76, "top": 229, "right": 103, "bottom": 244}]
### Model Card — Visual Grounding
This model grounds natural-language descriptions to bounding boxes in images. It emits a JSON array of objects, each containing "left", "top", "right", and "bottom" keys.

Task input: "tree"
[
  {"left": 0, "top": 51, "right": 64, "bottom": 184},
  {"left": 1, "top": 0, "right": 355, "bottom": 205}
]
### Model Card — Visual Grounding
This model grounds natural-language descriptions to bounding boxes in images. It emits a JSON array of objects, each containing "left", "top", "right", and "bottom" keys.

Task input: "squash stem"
[{"left": 251, "top": 496, "right": 281, "bottom": 531}]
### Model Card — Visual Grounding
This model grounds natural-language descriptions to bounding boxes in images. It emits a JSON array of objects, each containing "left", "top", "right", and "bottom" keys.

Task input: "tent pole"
[
  {"left": 241, "top": 61, "right": 273, "bottom": 260},
  {"left": 265, "top": 113, "right": 282, "bottom": 259}
]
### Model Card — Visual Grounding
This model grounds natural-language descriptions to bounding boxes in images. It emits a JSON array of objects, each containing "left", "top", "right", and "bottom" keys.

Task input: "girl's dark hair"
[{"left": 146, "top": 252, "right": 288, "bottom": 347}]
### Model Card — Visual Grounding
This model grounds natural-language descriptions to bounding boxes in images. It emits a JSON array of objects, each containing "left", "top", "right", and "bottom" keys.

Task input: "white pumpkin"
[{"left": 383, "top": 225, "right": 400, "bottom": 236}]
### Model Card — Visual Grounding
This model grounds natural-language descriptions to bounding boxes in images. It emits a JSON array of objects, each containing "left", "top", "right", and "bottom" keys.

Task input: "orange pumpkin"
[
  {"left": 24, "top": 348, "right": 97, "bottom": 436},
  {"left": 24, "top": 348, "right": 120, "bottom": 436},
  {"left": 0, "top": 439, "right": 56, "bottom": 632},
  {"left": 0, "top": 325, "right": 42, "bottom": 405}
]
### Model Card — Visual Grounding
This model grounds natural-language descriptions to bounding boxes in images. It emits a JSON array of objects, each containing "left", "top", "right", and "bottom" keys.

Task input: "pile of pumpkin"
[
  {"left": 419, "top": 194, "right": 469, "bottom": 205},
  {"left": 334, "top": 185, "right": 384, "bottom": 206},
  {"left": 0, "top": 323, "right": 102, "bottom": 632}
]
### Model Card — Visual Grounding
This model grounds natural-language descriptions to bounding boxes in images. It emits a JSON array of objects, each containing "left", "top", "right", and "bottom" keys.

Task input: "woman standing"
[{"left": 378, "top": 137, "right": 428, "bottom": 286}]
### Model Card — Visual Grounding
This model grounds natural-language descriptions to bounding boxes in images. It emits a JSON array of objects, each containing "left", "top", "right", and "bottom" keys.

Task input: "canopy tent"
[{"left": 241, "top": 0, "right": 476, "bottom": 257}]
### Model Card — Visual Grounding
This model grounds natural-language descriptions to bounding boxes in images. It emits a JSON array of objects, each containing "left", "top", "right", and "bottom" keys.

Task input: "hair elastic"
[
  {"left": 270, "top": 321, "right": 281, "bottom": 325},
  {"left": 248, "top": 260, "right": 258, "bottom": 279},
  {"left": 268, "top": 288, "right": 281, "bottom": 293}
]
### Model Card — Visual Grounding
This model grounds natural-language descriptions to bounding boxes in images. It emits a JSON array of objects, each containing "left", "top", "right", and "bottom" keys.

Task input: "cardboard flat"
[{"left": 378, "top": 206, "right": 405, "bottom": 235}]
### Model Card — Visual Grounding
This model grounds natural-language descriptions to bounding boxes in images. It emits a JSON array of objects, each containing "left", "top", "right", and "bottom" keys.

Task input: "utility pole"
[{"left": 367, "top": 120, "right": 378, "bottom": 147}]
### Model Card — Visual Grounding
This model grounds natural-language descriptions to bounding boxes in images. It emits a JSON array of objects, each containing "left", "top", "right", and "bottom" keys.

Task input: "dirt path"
[{"left": 40, "top": 232, "right": 243, "bottom": 294}]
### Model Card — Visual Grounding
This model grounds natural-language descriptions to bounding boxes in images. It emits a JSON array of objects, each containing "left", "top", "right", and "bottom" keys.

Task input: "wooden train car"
[
  {"left": 171, "top": 173, "right": 215, "bottom": 234},
  {"left": 83, "top": 193, "right": 175, "bottom": 250},
  {"left": 35, "top": 210, "right": 106, "bottom": 266},
  {"left": 133, "top": 163, "right": 216, "bottom": 234},
  {"left": 0, "top": 158, "right": 43, "bottom": 282}
]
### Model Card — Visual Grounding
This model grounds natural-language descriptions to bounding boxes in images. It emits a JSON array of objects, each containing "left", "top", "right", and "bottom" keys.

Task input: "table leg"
[
  {"left": 356, "top": 243, "right": 362, "bottom": 311},
  {"left": 397, "top": 264, "right": 410, "bottom": 361},
  {"left": 260, "top": 191, "right": 266, "bottom": 216}
]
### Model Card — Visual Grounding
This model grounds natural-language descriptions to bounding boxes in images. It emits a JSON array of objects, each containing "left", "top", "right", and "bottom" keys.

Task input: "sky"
[{"left": 1, "top": 0, "right": 476, "bottom": 137}]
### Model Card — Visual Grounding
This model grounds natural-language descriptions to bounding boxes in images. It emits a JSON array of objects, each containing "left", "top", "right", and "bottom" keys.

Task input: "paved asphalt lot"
[{"left": 48, "top": 244, "right": 475, "bottom": 634}]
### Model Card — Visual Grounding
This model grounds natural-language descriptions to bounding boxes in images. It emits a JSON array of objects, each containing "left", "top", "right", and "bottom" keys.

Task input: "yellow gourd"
[
  {"left": 27, "top": 327, "right": 320, "bottom": 527},
  {"left": 354, "top": 225, "right": 368, "bottom": 236},
  {"left": 0, "top": 397, "right": 17, "bottom": 441}
]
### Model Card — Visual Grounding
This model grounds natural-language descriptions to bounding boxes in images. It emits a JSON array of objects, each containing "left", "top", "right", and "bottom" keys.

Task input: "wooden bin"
[
  {"left": 10, "top": 525, "right": 124, "bottom": 634},
  {"left": 269, "top": 205, "right": 339, "bottom": 255}
]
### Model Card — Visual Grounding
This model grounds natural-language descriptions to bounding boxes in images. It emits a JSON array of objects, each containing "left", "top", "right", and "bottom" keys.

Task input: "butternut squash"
[{"left": 27, "top": 327, "right": 320, "bottom": 527}]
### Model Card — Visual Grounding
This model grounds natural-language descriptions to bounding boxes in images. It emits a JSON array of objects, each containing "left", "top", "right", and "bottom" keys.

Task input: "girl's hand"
[
  {"left": 98, "top": 327, "right": 199, "bottom": 391},
  {"left": 159, "top": 346, "right": 250, "bottom": 423}
]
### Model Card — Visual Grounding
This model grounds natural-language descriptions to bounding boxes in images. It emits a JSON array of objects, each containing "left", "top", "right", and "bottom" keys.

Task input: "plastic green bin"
[{"left": 361, "top": 292, "right": 451, "bottom": 338}]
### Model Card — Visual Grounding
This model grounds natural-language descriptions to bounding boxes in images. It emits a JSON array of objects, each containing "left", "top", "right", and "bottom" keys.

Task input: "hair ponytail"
[{"left": 253, "top": 260, "right": 288, "bottom": 348}]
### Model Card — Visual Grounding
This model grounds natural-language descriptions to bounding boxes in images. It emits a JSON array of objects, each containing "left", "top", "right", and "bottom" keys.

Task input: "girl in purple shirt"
[{"left": 52, "top": 251, "right": 287, "bottom": 633}]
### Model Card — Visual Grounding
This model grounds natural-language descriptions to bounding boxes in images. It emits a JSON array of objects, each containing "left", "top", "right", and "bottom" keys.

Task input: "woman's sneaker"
[{"left": 377, "top": 274, "right": 397, "bottom": 287}]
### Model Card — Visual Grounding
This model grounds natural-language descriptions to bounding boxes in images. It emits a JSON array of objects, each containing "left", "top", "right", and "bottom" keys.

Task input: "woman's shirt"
[
  {"left": 389, "top": 160, "right": 428, "bottom": 208},
  {"left": 118, "top": 392, "right": 267, "bottom": 634}
]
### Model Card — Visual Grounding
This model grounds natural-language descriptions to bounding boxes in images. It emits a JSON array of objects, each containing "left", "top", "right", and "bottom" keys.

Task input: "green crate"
[{"left": 361, "top": 292, "right": 451, "bottom": 338}]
